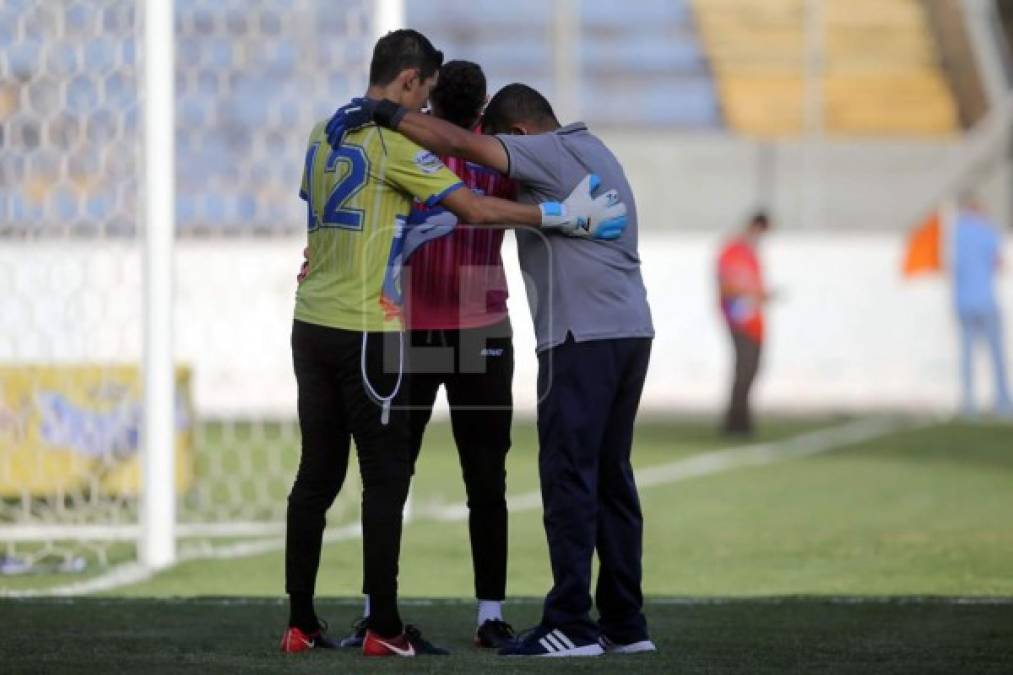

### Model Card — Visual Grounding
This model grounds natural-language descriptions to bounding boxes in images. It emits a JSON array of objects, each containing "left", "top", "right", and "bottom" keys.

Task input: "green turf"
[
  {"left": 2, "top": 597, "right": 1011, "bottom": 673},
  {"left": 4, "top": 417, "right": 1013, "bottom": 671},
  {"left": 0, "top": 416, "right": 832, "bottom": 594},
  {"left": 102, "top": 417, "right": 1013, "bottom": 598},
  {"left": 407, "top": 414, "right": 837, "bottom": 502}
]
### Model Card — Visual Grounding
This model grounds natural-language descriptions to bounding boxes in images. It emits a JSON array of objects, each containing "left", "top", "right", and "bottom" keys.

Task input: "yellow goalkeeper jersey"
[{"left": 295, "top": 121, "right": 464, "bottom": 332}]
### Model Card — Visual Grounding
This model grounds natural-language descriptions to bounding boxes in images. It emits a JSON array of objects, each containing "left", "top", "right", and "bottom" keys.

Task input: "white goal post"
[
  {"left": 137, "top": 0, "right": 409, "bottom": 570},
  {"left": 0, "top": 0, "right": 386, "bottom": 586},
  {"left": 141, "top": 0, "right": 177, "bottom": 570}
]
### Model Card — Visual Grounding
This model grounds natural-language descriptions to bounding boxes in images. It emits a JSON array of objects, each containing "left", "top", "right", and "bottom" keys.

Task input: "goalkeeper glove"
[
  {"left": 539, "top": 174, "right": 627, "bottom": 240},
  {"left": 325, "top": 98, "right": 407, "bottom": 150},
  {"left": 403, "top": 207, "right": 458, "bottom": 260}
]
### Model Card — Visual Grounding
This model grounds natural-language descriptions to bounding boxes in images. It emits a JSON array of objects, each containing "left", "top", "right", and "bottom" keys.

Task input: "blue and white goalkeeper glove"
[
  {"left": 403, "top": 207, "right": 458, "bottom": 260},
  {"left": 539, "top": 174, "right": 627, "bottom": 240}
]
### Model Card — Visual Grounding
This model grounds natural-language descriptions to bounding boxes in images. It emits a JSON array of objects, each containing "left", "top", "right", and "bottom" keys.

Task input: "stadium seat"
[
  {"left": 692, "top": 0, "right": 959, "bottom": 136},
  {"left": 408, "top": 0, "right": 722, "bottom": 129}
]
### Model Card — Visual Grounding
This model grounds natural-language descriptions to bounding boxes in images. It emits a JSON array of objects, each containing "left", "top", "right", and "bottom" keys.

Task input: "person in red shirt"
[{"left": 717, "top": 211, "right": 771, "bottom": 435}]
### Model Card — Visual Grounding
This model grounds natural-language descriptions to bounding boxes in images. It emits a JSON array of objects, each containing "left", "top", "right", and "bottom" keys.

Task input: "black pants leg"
[
  {"left": 286, "top": 320, "right": 411, "bottom": 637},
  {"left": 399, "top": 320, "right": 513, "bottom": 602},
  {"left": 595, "top": 341, "right": 651, "bottom": 643},
  {"left": 356, "top": 368, "right": 436, "bottom": 602},
  {"left": 350, "top": 330, "right": 412, "bottom": 636},
  {"left": 444, "top": 320, "right": 513, "bottom": 602},
  {"left": 286, "top": 323, "right": 352, "bottom": 617},
  {"left": 406, "top": 370, "right": 442, "bottom": 474},
  {"left": 726, "top": 330, "right": 762, "bottom": 434}
]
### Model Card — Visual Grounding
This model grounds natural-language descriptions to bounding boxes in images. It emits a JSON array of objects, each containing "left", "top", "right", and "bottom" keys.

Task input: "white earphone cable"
[{"left": 360, "top": 330, "right": 404, "bottom": 426}]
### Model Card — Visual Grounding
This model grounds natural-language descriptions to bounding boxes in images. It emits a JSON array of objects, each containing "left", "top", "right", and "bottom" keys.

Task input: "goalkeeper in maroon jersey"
[{"left": 337, "top": 59, "right": 518, "bottom": 650}]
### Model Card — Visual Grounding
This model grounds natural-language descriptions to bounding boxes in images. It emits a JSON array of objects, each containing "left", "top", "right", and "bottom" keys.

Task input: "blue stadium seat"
[
  {"left": 85, "top": 191, "right": 116, "bottom": 222},
  {"left": 0, "top": 7, "right": 18, "bottom": 48},
  {"left": 582, "top": 79, "right": 721, "bottom": 128},
  {"left": 7, "top": 40, "right": 40, "bottom": 79},
  {"left": 178, "top": 94, "right": 208, "bottom": 129},
  {"left": 83, "top": 39, "right": 118, "bottom": 72},
  {"left": 405, "top": 0, "right": 721, "bottom": 130},
  {"left": 581, "top": 38, "right": 707, "bottom": 74},
  {"left": 582, "top": 0, "right": 691, "bottom": 26},
  {"left": 66, "top": 75, "right": 99, "bottom": 113},
  {"left": 4, "top": 0, "right": 721, "bottom": 236},
  {"left": 235, "top": 194, "right": 257, "bottom": 221},
  {"left": 411, "top": 0, "right": 550, "bottom": 23}
]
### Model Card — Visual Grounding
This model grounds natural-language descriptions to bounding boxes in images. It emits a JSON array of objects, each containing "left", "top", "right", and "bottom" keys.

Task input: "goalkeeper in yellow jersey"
[{"left": 280, "top": 29, "right": 628, "bottom": 658}]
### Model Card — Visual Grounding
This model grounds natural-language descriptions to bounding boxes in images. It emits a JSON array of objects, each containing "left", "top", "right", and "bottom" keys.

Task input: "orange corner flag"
[{"left": 903, "top": 211, "right": 943, "bottom": 277}]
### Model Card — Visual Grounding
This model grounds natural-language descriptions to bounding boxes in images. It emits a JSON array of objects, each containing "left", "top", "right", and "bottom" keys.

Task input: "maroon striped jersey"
[{"left": 405, "top": 152, "right": 516, "bottom": 330}]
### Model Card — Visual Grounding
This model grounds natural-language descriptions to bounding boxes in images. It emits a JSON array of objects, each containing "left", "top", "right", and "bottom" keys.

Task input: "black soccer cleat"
[
  {"left": 498, "top": 624, "right": 603, "bottom": 657},
  {"left": 337, "top": 616, "right": 368, "bottom": 649},
  {"left": 474, "top": 619, "right": 516, "bottom": 648}
]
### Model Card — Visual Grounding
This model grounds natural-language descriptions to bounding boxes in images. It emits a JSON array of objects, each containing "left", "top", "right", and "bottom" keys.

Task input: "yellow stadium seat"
[{"left": 691, "top": 0, "right": 959, "bottom": 136}]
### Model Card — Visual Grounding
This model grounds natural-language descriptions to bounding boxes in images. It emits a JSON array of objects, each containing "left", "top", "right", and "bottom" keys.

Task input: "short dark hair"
[
  {"left": 429, "top": 60, "right": 486, "bottom": 129},
  {"left": 750, "top": 210, "right": 770, "bottom": 229},
  {"left": 481, "top": 83, "right": 560, "bottom": 134},
  {"left": 369, "top": 29, "right": 443, "bottom": 86}
]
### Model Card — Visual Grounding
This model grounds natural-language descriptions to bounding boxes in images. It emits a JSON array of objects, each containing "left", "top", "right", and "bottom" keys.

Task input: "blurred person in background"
[
  {"left": 717, "top": 211, "right": 771, "bottom": 435},
  {"left": 952, "top": 195, "right": 1011, "bottom": 416}
]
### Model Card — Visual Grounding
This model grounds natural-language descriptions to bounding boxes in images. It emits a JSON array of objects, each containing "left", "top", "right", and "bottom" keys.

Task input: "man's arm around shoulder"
[{"left": 395, "top": 110, "right": 509, "bottom": 176}]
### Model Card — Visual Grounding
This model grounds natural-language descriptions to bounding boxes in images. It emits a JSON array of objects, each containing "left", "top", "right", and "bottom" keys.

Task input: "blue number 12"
[
  {"left": 305, "top": 143, "right": 368, "bottom": 232},
  {"left": 323, "top": 145, "right": 367, "bottom": 230}
]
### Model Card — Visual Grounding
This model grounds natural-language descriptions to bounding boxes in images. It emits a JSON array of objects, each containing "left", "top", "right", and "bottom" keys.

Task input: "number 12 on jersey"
[{"left": 304, "top": 142, "right": 368, "bottom": 232}]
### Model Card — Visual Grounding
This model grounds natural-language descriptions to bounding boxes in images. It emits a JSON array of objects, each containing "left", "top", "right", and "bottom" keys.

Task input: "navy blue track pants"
[{"left": 536, "top": 335, "right": 652, "bottom": 642}]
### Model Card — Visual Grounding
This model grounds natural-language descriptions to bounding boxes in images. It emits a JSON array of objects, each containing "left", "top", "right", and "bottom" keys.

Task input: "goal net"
[{"left": 1, "top": 0, "right": 376, "bottom": 590}]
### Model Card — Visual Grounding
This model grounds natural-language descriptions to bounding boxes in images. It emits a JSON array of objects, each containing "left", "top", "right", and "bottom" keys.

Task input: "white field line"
[
  {"left": 416, "top": 416, "right": 915, "bottom": 522},
  {"left": 0, "top": 562, "right": 157, "bottom": 598},
  {"left": 0, "top": 523, "right": 366, "bottom": 598},
  {"left": 1, "top": 416, "right": 917, "bottom": 598}
]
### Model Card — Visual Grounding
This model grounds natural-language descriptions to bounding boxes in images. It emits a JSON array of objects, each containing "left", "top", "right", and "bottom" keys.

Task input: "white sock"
[
  {"left": 363, "top": 595, "right": 370, "bottom": 618},
  {"left": 477, "top": 599, "right": 503, "bottom": 625}
]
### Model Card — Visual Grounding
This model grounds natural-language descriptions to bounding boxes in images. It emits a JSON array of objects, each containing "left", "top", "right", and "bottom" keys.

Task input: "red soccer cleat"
[
  {"left": 362, "top": 625, "right": 449, "bottom": 657},
  {"left": 279, "top": 624, "right": 339, "bottom": 653}
]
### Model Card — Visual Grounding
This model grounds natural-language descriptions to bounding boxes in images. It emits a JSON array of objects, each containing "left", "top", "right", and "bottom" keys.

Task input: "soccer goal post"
[
  {"left": 1, "top": 0, "right": 381, "bottom": 591},
  {"left": 140, "top": 0, "right": 176, "bottom": 570}
]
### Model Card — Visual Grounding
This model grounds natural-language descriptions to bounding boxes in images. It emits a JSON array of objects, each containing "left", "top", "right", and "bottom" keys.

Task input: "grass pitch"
[
  {"left": 3, "top": 416, "right": 1012, "bottom": 672},
  {"left": 3, "top": 596, "right": 1011, "bottom": 674},
  {"left": 108, "top": 416, "right": 1013, "bottom": 598}
]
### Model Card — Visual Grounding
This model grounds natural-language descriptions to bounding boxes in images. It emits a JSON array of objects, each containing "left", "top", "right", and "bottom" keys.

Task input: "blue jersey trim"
[{"left": 424, "top": 181, "right": 465, "bottom": 207}]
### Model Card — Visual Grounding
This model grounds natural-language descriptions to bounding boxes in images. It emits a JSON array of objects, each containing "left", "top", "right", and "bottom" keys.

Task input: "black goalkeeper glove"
[{"left": 324, "top": 98, "right": 407, "bottom": 151}]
